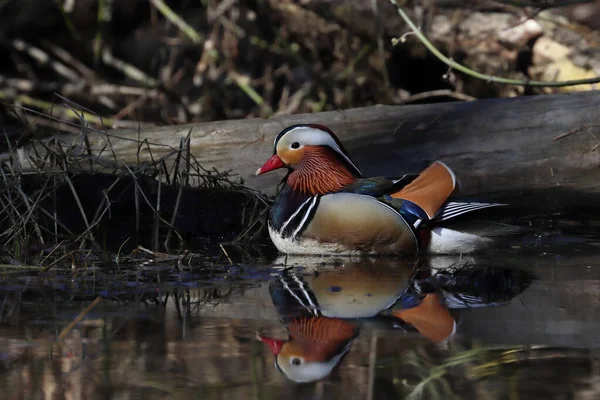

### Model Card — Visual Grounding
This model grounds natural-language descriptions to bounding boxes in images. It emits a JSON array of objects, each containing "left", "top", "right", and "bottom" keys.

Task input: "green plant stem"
[
  {"left": 229, "top": 72, "right": 272, "bottom": 114},
  {"left": 150, "top": 0, "right": 204, "bottom": 44},
  {"left": 389, "top": 0, "right": 600, "bottom": 88},
  {"left": 338, "top": 44, "right": 373, "bottom": 80}
]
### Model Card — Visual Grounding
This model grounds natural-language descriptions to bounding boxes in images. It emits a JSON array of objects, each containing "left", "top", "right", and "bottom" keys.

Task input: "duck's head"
[
  {"left": 257, "top": 317, "right": 359, "bottom": 383},
  {"left": 255, "top": 124, "right": 362, "bottom": 194}
]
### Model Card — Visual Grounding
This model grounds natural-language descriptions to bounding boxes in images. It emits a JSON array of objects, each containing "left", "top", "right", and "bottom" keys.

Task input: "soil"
[{"left": 0, "top": 0, "right": 598, "bottom": 143}]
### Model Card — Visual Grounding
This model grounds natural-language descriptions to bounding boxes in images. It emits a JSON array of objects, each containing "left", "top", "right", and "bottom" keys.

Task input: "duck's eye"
[
  {"left": 290, "top": 142, "right": 300, "bottom": 149},
  {"left": 291, "top": 357, "right": 302, "bottom": 366}
]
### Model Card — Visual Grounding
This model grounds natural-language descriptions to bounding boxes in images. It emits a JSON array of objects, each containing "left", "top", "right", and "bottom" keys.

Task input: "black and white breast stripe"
[
  {"left": 278, "top": 196, "right": 321, "bottom": 239},
  {"left": 279, "top": 274, "right": 320, "bottom": 316},
  {"left": 269, "top": 271, "right": 321, "bottom": 320}
]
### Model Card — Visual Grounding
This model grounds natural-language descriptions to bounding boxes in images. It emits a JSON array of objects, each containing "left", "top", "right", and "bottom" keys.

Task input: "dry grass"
[{"left": 0, "top": 98, "right": 271, "bottom": 266}]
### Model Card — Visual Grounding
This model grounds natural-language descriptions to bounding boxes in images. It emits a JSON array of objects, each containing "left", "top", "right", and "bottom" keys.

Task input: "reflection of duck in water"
[
  {"left": 258, "top": 258, "right": 532, "bottom": 383},
  {"left": 258, "top": 316, "right": 359, "bottom": 383}
]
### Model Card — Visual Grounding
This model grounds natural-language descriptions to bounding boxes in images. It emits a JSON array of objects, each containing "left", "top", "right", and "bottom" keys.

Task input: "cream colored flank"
[
  {"left": 269, "top": 193, "right": 417, "bottom": 255},
  {"left": 309, "top": 265, "right": 411, "bottom": 318}
]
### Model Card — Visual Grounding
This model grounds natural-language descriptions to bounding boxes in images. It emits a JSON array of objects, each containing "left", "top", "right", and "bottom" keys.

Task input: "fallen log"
[{"left": 17, "top": 90, "right": 600, "bottom": 212}]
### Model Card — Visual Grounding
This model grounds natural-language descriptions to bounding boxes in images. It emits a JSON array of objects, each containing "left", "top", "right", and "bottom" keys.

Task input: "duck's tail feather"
[{"left": 431, "top": 201, "right": 507, "bottom": 224}]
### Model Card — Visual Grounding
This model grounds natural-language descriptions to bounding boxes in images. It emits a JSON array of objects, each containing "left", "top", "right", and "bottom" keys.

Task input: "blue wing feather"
[
  {"left": 340, "top": 175, "right": 417, "bottom": 197},
  {"left": 341, "top": 177, "right": 504, "bottom": 227}
]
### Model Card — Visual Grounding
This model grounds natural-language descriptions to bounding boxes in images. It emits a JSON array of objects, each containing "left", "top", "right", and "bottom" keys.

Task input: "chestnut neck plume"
[
  {"left": 287, "top": 146, "right": 357, "bottom": 195},
  {"left": 286, "top": 317, "right": 358, "bottom": 361}
]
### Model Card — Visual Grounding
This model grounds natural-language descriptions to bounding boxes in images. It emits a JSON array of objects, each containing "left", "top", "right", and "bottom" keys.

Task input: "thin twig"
[
  {"left": 63, "top": 171, "right": 96, "bottom": 245},
  {"left": 337, "top": 44, "right": 373, "bottom": 80},
  {"left": 399, "top": 89, "right": 476, "bottom": 104},
  {"left": 220, "top": 243, "right": 233, "bottom": 265},
  {"left": 134, "top": 179, "right": 140, "bottom": 245},
  {"left": 586, "top": 126, "right": 600, "bottom": 150},
  {"left": 39, "top": 240, "right": 65, "bottom": 265},
  {"left": 389, "top": 0, "right": 600, "bottom": 88},
  {"left": 229, "top": 71, "right": 272, "bottom": 115},
  {"left": 43, "top": 41, "right": 95, "bottom": 78},
  {"left": 121, "top": 163, "right": 182, "bottom": 243},
  {"left": 101, "top": 49, "right": 159, "bottom": 87},
  {"left": 11, "top": 39, "right": 80, "bottom": 82},
  {"left": 40, "top": 250, "right": 71, "bottom": 272},
  {"left": 4, "top": 96, "right": 148, "bottom": 130},
  {"left": 371, "top": 0, "right": 390, "bottom": 89},
  {"left": 153, "top": 169, "right": 162, "bottom": 251},
  {"left": 165, "top": 131, "right": 191, "bottom": 250},
  {"left": 553, "top": 127, "right": 583, "bottom": 141},
  {"left": 149, "top": 0, "right": 204, "bottom": 44}
]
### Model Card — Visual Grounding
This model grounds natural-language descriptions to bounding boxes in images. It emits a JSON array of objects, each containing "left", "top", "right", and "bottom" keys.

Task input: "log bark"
[{"left": 19, "top": 90, "right": 600, "bottom": 211}]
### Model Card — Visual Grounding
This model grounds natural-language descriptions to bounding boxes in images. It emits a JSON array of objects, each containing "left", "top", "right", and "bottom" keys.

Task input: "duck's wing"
[
  {"left": 391, "top": 162, "right": 507, "bottom": 223},
  {"left": 341, "top": 163, "right": 505, "bottom": 226},
  {"left": 340, "top": 175, "right": 417, "bottom": 197},
  {"left": 430, "top": 201, "right": 507, "bottom": 223},
  {"left": 390, "top": 294, "right": 456, "bottom": 344},
  {"left": 390, "top": 161, "right": 457, "bottom": 220}
]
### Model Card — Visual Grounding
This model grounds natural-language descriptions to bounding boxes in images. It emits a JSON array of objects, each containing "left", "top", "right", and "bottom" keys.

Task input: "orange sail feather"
[{"left": 392, "top": 161, "right": 457, "bottom": 219}]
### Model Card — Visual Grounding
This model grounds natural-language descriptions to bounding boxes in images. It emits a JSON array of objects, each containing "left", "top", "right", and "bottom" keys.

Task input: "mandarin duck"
[
  {"left": 255, "top": 124, "right": 513, "bottom": 255},
  {"left": 257, "top": 260, "right": 457, "bottom": 382},
  {"left": 258, "top": 257, "right": 532, "bottom": 382}
]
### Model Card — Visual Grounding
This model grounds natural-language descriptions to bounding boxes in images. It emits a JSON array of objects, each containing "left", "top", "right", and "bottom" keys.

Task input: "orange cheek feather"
[
  {"left": 284, "top": 317, "right": 359, "bottom": 362},
  {"left": 279, "top": 147, "right": 304, "bottom": 165}
]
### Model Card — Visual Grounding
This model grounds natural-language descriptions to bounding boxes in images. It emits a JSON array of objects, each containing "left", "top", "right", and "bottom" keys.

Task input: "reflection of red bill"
[{"left": 257, "top": 334, "right": 284, "bottom": 355}]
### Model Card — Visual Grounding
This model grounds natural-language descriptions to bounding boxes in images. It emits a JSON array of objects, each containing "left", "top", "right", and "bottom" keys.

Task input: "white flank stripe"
[
  {"left": 280, "top": 197, "right": 315, "bottom": 233},
  {"left": 291, "top": 197, "right": 318, "bottom": 239},
  {"left": 292, "top": 275, "right": 318, "bottom": 314},
  {"left": 281, "top": 278, "right": 310, "bottom": 311}
]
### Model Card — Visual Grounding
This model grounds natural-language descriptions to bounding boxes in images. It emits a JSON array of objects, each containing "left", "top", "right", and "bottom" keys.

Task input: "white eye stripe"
[
  {"left": 278, "top": 126, "right": 341, "bottom": 149},
  {"left": 275, "top": 125, "right": 363, "bottom": 177}
]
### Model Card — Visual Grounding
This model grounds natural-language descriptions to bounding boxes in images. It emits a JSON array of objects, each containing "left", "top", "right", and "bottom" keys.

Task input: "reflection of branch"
[
  {"left": 58, "top": 296, "right": 102, "bottom": 341},
  {"left": 389, "top": 0, "right": 600, "bottom": 88}
]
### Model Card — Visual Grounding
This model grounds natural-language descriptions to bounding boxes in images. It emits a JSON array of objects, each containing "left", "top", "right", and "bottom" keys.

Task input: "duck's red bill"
[
  {"left": 257, "top": 335, "right": 285, "bottom": 355},
  {"left": 256, "top": 154, "right": 285, "bottom": 175}
]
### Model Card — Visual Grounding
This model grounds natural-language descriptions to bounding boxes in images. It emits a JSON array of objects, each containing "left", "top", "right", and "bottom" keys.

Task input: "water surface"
[{"left": 1, "top": 236, "right": 599, "bottom": 399}]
